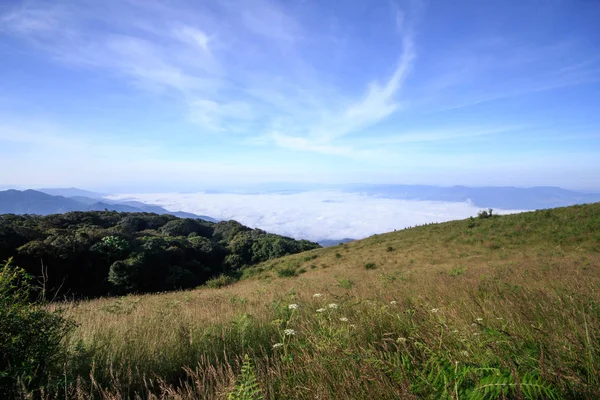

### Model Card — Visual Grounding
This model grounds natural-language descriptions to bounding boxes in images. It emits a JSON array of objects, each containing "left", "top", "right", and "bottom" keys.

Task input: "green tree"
[{"left": 108, "top": 257, "right": 142, "bottom": 293}]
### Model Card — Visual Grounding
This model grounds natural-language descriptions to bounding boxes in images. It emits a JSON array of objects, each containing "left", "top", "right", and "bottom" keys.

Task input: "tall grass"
[{"left": 30, "top": 203, "right": 600, "bottom": 398}]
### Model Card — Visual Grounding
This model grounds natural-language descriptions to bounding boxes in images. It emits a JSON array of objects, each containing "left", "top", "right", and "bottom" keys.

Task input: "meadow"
[{"left": 16, "top": 204, "right": 600, "bottom": 398}]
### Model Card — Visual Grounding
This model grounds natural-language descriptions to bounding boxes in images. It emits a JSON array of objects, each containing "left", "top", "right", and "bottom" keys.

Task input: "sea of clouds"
[{"left": 107, "top": 191, "right": 525, "bottom": 242}]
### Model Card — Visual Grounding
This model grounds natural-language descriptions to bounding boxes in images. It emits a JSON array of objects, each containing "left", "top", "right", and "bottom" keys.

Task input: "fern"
[
  {"left": 470, "top": 371, "right": 559, "bottom": 400},
  {"left": 228, "top": 354, "right": 264, "bottom": 400},
  {"left": 370, "top": 347, "right": 559, "bottom": 400}
]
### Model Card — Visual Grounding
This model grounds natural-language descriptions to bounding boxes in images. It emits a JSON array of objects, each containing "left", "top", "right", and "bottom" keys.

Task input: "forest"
[{"left": 0, "top": 211, "right": 319, "bottom": 298}]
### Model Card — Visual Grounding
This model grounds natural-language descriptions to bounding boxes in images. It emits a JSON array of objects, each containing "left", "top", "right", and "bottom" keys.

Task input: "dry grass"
[{"left": 41, "top": 204, "right": 600, "bottom": 399}]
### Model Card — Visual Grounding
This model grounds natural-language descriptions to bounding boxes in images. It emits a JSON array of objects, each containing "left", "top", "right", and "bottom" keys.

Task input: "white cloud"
[
  {"left": 173, "top": 26, "right": 210, "bottom": 52},
  {"left": 0, "top": 0, "right": 422, "bottom": 149},
  {"left": 106, "top": 190, "right": 524, "bottom": 241}
]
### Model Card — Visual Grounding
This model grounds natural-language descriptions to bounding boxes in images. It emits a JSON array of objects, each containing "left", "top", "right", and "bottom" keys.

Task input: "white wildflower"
[
  {"left": 288, "top": 304, "right": 299, "bottom": 310},
  {"left": 316, "top": 308, "right": 326, "bottom": 313},
  {"left": 339, "top": 317, "right": 349, "bottom": 322},
  {"left": 430, "top": 308, "right": 439, "bottom": 313},
  {"left": 473, "top": 332, "right": 480, "bottom": 336},
  {"left": 328, "top": 303, "right": 338, "bottom": 309},
  {"left": 272, "top": 343, "right": 284, "bottom": 349},
  {"left": 283, "top": 329, "right": 296, "bottom": 336},
  {"left": 397, "top": 337, "right": 407, "bottom": 343},
  {"left": 462, "top": 351, "right": 469, "bottom": 356},
  {"left": 349, "top": 324, "right": 356, "bottom": 328},
  {"left": 390, "top": 301, "right": 398, "bottom": 305},
  {"left": 313, "top": 293, "right": 323, "bottom": 297},
  {"left": 475, "top": 317, "right": 483, "bottom": 322}
]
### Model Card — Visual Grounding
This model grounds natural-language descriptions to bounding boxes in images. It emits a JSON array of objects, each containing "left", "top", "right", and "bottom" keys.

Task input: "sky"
[{"left": 1, "top": 0, "right": 599, "bottom": 191}]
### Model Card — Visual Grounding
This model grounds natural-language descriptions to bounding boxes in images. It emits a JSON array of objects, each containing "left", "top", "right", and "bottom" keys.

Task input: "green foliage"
[
  {"left": 108, "top": 257, "right": 142, "bottom": 292},
  {"left": 0, "top": 258, "right": 72, "bottom": 398},
  {"left": 205, "top": 274, "right": 236, "bottom": 289},
  {"left": 277, "top": 266, "right": 299, "bottom": 278},
  {"left": 386, "top": 246, "right": 394, "bottom": 252},
  {"left": 0, "top": 212, "right": 319, "bottom": 298},
  {"left": 337, "top": 277, "right": 355, "bottom": 289},
  {"left": 448, "top": 266, "right": 466, "bottom": 277},
  {"left": 467, "top": 216, "right": 476, "bottom": 228},
  {"left": 90, "top": 235, "right": 130, "bottom": 261},
  {"left": 477, "top": 208, "right": 494, "bottom": 219},
  {"left": 228, "top": 354, "right": 264, "bottom": 400},
  {"left": 372, "top": 346, "right": 558, "bottom": 400},
  {"left": 364, "top": 262, "right": 377, "bottom": 270}
]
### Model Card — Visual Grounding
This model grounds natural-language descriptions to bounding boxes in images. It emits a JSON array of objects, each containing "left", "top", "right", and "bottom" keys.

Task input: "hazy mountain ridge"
[
  {"left": 344, "top": 184, "right": 600, "bottom": 209},
  {"left": 0, "top": 189, "right": 217, "bottom": 222}
]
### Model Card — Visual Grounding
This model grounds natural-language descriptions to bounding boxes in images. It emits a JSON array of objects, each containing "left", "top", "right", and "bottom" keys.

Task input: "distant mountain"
[
  {"left": 344, "top": 185, "right": 600, "bottom": 210},
  {"left": 0, "top": 189, "right": 90, "bottom": 214},
  {"left": 0, "top": 189, "right": 217, "bottom": 222},
  {"left": 38, "top": 187, "right": 106, "bottom": 199},
  {"left": 318, "top": 238, "right": 355, "bottom": 247}
]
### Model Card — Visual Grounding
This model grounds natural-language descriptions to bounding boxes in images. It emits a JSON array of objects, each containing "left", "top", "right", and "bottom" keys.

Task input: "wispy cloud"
[
  {"left": 0, "top": 0, "right": 421, "bottom": 154},
  {"left": 1, "top": 0, "right": 599, "bottom": 190}
]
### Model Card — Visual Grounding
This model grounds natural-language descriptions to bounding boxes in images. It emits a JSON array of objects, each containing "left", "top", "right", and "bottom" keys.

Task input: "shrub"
[
  {"left": 204, "top": 275, "right": 236, "bottom": 289},
  {"left": 467, "top": 216, "right": 476, "bottom": 228},
  {"left": 386, "top": 246, "right": 394, "bottom": 252},
  {"left": 477, "top": 208, "right": 494, "bottom": 219},
  {"left": 337, "top": 277, "right": 355, "bottom": 289},
  {"left": 0, "top": 258, "right": 73, "bottom": 398},
  {"left": 277, "top": 266, "right": 299, "bottom": 278},
  {"left": 364, "top": 262, "right": 377, "bottom": 270}
]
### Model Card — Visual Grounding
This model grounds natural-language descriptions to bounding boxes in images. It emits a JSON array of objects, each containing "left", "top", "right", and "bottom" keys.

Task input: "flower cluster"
[
  {"left": 313, "top": 293, "right": 323, "bottom": 298},
  {"left": 339, "top": 317, "right": 348, "bottom": 322},
  {"left": 288, "top": 304, "right": 299, "bottom": 310},
  {"left": 316, "top": 308, "right": 326, "bottom": 313},
  {"left": 273, "top": 343, "right": 284, "bottom": 349},
  {"left": 328, "top": 303, "right": 338, "bottom": 309},
  {"left": 283, "top": 329, "right": 296, "bottom": 336}
]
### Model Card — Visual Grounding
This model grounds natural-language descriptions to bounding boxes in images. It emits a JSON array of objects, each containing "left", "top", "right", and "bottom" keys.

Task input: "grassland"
[{"left": 47, "top": 203, "right": 600, "bottom": 399}]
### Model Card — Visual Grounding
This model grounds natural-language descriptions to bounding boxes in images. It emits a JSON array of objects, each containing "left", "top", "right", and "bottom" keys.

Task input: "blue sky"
[{"left": 1, "top": 0, "right": 599, "bottom": 192}]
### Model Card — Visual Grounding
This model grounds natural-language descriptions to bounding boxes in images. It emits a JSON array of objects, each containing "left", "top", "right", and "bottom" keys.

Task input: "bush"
[
  {"left": 337, "top": 277, "right": 355, "bottom": 289},
  {"left": 0, "top": 258, "right": 73, "bottom": 398},
  {"left": 477, "top": 208, "right": 494, "bottom": 219},
  {"left": 205, "top": 275, "right": 236, "bottom": 289},
  {"left": 364, "top": 262, "right": 377, "bottom": 270},
  {"left": 277, "top": 266, "right": 299, "bottom": 278}
]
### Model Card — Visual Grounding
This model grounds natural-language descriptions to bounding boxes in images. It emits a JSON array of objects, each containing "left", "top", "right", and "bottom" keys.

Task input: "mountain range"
[
  {"left": 343, "top": 184, "right": 600, "bottom": 210},
  {"left": 0, "top": 189, "right": 217, "bottom": 222}
]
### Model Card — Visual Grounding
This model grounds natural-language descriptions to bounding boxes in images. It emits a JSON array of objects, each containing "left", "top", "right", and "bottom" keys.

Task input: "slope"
[{"left": 35, "top": 203, "right": 600, "bottom": 398}]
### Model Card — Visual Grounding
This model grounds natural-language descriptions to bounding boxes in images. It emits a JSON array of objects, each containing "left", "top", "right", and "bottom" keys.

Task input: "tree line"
[{"left": 0, "top": 211, "right": 319, "bottom": 298}]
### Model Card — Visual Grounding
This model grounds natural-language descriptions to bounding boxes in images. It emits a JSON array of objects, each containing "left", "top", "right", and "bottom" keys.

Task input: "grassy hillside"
[{"left": 24, "top": 204, "right": 600, "bottom": 398}]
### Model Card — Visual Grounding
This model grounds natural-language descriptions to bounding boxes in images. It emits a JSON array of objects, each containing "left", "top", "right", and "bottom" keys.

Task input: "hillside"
[{"left": 5, "top": 203, "right": 600, "bottom": 399}]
